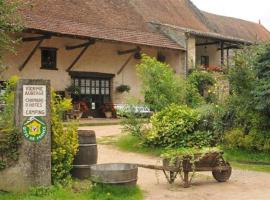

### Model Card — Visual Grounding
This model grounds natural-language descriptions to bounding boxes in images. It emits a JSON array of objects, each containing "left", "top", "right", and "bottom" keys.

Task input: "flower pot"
[{"left": 104, "top": 111, "right": 112, "bottom": 118}]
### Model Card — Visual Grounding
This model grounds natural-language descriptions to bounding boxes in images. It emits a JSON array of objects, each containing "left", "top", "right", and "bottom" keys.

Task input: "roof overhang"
[
  {"left": 23, "top": 26, "right": 185, "bottom": 51},
  {"left": 150, "top": 22, "right": 254, "bottom": 45}
]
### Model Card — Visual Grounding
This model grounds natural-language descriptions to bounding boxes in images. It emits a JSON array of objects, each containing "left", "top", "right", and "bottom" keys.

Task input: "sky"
[{"left": 191, "top": 0, "right": 270, "bottom": 31}]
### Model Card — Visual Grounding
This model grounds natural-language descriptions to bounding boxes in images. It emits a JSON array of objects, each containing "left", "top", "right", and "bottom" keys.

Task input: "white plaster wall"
[
  {"left": 2, "top": 34, "right": 185, "bottom": 104},
  {"left": 187, "top": 36, "right": 196, "bottom": 69},
  {"left": 196, "top": 44, "right": 221, "bottom": 66}
]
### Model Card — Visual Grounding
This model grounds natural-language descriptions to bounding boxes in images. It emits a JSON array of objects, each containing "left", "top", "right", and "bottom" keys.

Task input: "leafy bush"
[
  {"left": 188, "top": 70, "right": 215, "bottom": 95},
  {"left": 145, "top": 104, "right": 203, "bottom": 147},
  {"left": 136, "top": 55, "right": 186, "bottom": 111},
  {"left": 196, "top": 103, "right": 235, "bottom": 145},
  {"left": 224, "top": 128, "right": 270, "bottom": 152},
  {"left": 0, "top": 76, "right": 20, "bottom": 170},
  {"left": 185, "top": 83, "right": 205, "bottom": 108},
  {"left": 188, "top": 70, "right": 216, "bottom": 103},
  {"left": 51, "top": 92, "right": 78, "bottom": 185},
  {"left": 120, "top": 101, "right": 150, "bottom": 140}
]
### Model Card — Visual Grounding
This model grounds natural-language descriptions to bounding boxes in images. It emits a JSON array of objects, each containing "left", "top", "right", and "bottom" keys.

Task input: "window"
[
  {"left": 73, "top": 78, "right": 110, "bottom": 96},
  {"left": 40, "top": 47, "right": 57, "bottom": 70},
  {"left": 201, "top": 56, "right": 209, "bottom": 67}
]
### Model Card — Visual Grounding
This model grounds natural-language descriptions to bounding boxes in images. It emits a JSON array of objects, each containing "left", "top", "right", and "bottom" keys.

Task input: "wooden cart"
[{"left": 137, "top": 151, "right": 231, "bottom": 188}]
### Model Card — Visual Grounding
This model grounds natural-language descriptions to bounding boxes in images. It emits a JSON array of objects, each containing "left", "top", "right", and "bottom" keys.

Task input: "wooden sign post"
[{"left": 0, "top": 79, "right": 51, "bottom": 192}]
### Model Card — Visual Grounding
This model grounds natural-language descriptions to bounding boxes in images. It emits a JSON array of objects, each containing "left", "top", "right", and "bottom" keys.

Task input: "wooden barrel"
[{"left": 71, "top": 130, "right": 98, "bottom": 179}]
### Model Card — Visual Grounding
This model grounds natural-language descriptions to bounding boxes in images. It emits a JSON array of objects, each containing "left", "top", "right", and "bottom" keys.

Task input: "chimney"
[{"left": 259, "top": 19, "right": 261, "bottom": 24}]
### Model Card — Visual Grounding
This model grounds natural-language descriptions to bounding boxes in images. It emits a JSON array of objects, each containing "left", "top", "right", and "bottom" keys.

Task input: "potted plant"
[
  {"left": 116, "top": 84, "right": 131, "bottom": 93},
  {"left": 65, "top": 83, "right": 81, "bottom": 97},
  {"left": 100, "top": 102, "right": 115, "bottom": 118}
]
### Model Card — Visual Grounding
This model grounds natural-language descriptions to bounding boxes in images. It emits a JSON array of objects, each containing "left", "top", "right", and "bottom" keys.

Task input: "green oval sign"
[{"left": 22, "top": 117, "right": 47, "bottom": 142}]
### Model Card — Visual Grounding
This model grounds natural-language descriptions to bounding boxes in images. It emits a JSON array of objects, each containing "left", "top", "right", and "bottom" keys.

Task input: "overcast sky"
[{"left": 191, "top": 0, "right": 270, "bottom": 31}]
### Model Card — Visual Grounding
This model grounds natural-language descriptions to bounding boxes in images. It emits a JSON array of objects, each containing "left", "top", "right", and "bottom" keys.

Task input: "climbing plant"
[{"left": 0, "top": 76, "right": 21, "bottom": 170}]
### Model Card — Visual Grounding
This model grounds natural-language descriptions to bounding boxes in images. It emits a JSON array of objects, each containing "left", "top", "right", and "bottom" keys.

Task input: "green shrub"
[
  {"left": 196, "top": 103, "right": 235, "bottom": 145},
  {"left": 51, "top": 92, "right": 78, "bottom": 185},
  {"left": 186, "top": 130, "right": 213, "bottom": 148},
  {"left": 136, "top": 55, "right": 186, "bottom": 111},
  {"left": 120, "top": 105, "right": 148, "bottom": 139},
  {"left": 145, "top": 104, "right": 201, "bottom": 147},
  {"left": 0, "top": 76, "right": 20, "bottom": 170},
  {"left": 188, "top": 70, "right": 216, "bottom": 103},
  {"left": 188, "top": 70, "right": 215, "bottom": 95},
  {"left": 224, "top": 128, "right": 270, "bottom": 152},
  {"left": 185, "top": 83, "right": 205, "bottom": 108}
]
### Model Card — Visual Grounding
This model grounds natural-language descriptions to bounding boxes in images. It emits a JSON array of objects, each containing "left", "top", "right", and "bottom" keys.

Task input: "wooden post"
[
  {"left": 227, "top": 48, "right": 230, "bottom": 69},
  {"left": 183, "top": 171, "right": 190, "bottom": 188},
  {"left": 220, "top": 41, "right": 224, "bottom": 66}
]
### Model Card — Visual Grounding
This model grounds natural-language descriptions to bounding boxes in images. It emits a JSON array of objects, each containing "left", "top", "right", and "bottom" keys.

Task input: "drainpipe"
[{"left": 185, "top": 33, "right": 190, "bottom": 78}]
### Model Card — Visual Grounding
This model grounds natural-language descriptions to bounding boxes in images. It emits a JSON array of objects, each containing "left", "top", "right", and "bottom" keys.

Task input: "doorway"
[{"left": 70, "top": 72, "right": 114, "bottom": 118}]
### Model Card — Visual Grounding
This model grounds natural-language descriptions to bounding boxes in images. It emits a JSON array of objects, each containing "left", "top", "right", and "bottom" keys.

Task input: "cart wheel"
[
  {"left": 212, "top": 162, "right": 232, "bottom": 182},
  {"left": 169, "top": 171, "right": 176, "bottom": 184}
]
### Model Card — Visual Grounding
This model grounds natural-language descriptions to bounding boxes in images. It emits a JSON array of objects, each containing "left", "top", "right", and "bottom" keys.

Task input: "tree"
[
  {"left": 252, "top": 44, "right": 270, "bottom": 116},
  {"left": 136, "top": 55, "right": 186, "bottom": 111},
  {"left": 0, "top": 0, "right": 23, "bottom": 74}
]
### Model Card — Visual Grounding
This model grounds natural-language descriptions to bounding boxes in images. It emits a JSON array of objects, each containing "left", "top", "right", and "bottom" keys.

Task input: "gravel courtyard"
[{"left": 81, "top": 125, "right": 270, "bottom": 200}]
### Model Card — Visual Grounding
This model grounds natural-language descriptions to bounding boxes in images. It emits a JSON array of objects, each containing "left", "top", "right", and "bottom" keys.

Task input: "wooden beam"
[
  {"left": 65, "top": 40, "right": 95, "bottom": 50},
  {"left": 22, "top": 35, "right": 51, "bottom": 42},
  {"left": 218, "top": 45, "right": 241, "bottom": 50},
  {"left": 19, "top": 39, "right": 44, "bottom": 71},
  {"left": 66, "top": 43, "right": 91, "bottom": 72},
  {"left": 117, "top": 46, "right": 141, "bottom": 55},
  {"left": 196, "top": 41, "right": 219, "bottom": 46},
  {"left": 117, "top": 54, "right": 134, "bottom": 75}
]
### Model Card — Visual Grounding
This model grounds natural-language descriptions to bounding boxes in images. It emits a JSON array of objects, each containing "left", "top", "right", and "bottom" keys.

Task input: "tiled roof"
[
  {"left": 20, "top": 0, "right": 270, "bottom": 50},
  {"left": 21, "top": 0, "right": 184, "bottom": 50},
  {"left": 203, "top": 12, "right": 270, "bottom": 42}
]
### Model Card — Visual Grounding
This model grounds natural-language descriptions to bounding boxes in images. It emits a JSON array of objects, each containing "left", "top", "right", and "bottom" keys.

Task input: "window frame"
[
  {"left": 40, "top": 47, "right": 58, "bottom": 70},
  {"left": 201, "top": 56, "right": 210, "bottom": 68}
]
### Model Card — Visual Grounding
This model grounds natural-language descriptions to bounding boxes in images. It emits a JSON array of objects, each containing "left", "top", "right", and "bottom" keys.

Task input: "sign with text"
[{"left": 23, "top": 85, "right": 46, "bottom": 116}]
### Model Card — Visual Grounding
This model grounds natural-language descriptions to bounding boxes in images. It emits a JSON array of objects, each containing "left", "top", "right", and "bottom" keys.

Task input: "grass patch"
[
  {"left": 97, "top": 136, "right": 119, "bottom": 145},
  {"left": 115, "top": 134, "right": 163, "bottom": 156},
  {"left": 89, "top": 184, "right": 143, "bottom": 200},
  {"left": 0, "top": 186, "right": 89, "bottom": 200},
  {"left": 230, "top": 162, "right": 270, "bottom": 172},
  {"left": 224, "top": 148, "right": 270, "bottom": 164},
  {"left": 0, "top": 181, "right": 143, "bottom": 200}
]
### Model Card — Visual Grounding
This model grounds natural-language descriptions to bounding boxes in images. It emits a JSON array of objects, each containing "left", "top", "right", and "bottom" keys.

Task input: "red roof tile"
[
  {"left": 203, "top": 11, "right": 270, "bottom": 42},
  {"left": 20, "top": 0, "right": 270, "bottom": 50},
  {"left": 21, "top": 0, "right": 183, "bottom": 50}
]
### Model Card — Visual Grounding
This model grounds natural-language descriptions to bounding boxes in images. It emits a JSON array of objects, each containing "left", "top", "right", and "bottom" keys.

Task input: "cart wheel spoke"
[{"left": 212, "top": 162, "right": 232, "bottom": 182}]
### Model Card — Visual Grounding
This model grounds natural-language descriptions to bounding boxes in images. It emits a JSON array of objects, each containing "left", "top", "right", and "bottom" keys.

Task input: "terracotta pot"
[{"left": 104, "top": 111, "right": 112, "bottom": 118}]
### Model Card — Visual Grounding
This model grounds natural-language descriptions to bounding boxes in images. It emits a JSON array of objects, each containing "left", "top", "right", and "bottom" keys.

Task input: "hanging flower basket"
[{"left": 116, "top": 84, "right": 131, "bottom": 93}]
